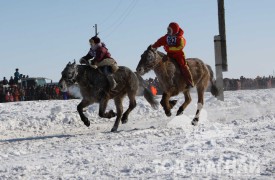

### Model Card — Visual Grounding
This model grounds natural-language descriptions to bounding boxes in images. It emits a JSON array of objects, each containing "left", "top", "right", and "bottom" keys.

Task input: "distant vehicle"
[{"left": 20, "top": 77, "right": 52, "bottom": 87}]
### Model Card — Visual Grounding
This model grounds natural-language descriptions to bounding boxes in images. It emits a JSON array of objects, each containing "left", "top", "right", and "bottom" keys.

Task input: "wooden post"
[
  {"left": 214, "top": 0, "right": 227, "bottom": 101},
  {"left": 214, "top": 35, "right": 224, "bottom": 101}
]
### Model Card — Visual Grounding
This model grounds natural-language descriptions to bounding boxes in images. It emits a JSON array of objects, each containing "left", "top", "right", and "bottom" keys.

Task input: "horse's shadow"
[
  {"left": 1, "top": 126, "right": 157, "bottom": 142},
  {"left": 100, "top": 125, "right": 156, "bottom": 134},
  {"left": 0, "top": 134, "right": 75, "bottom": 143}
]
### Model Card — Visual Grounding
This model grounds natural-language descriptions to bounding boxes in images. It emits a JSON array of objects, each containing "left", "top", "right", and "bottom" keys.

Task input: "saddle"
[
  {"left": 87, "top": 58, "right": 119, "bottom": 94},
  {"left": 95, "top": 58, "right": 119, "bottom": 73}
]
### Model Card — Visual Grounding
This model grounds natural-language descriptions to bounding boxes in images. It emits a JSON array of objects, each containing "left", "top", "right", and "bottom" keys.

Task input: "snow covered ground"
[{"left": 0, "top": 88, "right": 274, "bottom": 179}]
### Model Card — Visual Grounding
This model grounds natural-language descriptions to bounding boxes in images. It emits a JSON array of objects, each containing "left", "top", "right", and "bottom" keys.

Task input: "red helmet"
[{"left": 167, "top": 22, "right": 180, "bottom": 35}]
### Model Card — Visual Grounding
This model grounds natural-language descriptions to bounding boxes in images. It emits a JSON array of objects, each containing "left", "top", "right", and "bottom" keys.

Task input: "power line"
[
  {"left": 98, "top": 0, "right": 123, "bottom": 26},
  {"left": 100, "top": 0, "right": 138, "bottom": 39}
]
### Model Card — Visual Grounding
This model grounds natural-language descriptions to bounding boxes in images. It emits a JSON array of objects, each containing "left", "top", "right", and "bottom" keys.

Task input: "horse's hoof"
[
  {"left": 111, "top": 127, "right": 118, "bottom": 132},
  {"left": 122, "top": 120, "right": 127, "bottom": 124},
  {"left": 84, "top": 120, "right": 90, "bottom": 127},
  {"left": 121, "top": 115, "right": 128, "bottom": 124},
  {"left": 109, "top": 110, "right": 117, "bottom": 118},
  {"left": 176, "top": 107, "right": 184, "bottom": 116},
  {"left": 176, "top": 111, "right": 183, "bottom": 116},
  {"left": 191, "top": 118, "right": 199, "bottom": 126},
  {"left": 165, "top": 111, "right": 172, "bottom": 117}
]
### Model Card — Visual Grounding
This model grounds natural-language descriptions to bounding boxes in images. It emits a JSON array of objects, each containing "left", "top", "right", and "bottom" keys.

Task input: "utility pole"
[
  {"left": 218, "top": 0, "right": 228, "bottom": 71},
  {"left": 214, "top": 0, "right": 227, "bottom": 101},
  {"left": 93, "top": 24, "right": 99, "bottom": 37},
  {"left": 214, "top": 35, "right": 224, "bottom": 101}
]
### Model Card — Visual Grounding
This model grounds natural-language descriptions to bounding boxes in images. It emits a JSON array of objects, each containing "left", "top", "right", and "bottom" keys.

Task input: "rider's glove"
[
  {"left": 90, "top": 65, "right": 97, "bottom": 69},
  {"left": 150, "top": 44, "right": 157, "bottom": 51}
]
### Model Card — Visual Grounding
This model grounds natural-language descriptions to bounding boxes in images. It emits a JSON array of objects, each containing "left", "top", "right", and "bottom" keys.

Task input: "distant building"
[{"left": 20, "top": 77, "right": 51, "bottom": 87}]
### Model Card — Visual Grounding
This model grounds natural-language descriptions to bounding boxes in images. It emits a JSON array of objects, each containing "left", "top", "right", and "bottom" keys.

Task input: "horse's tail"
[
  {"left": 135, "top": 72, "right": 159, "bottom": 109},
  {"left": 206, "top": 65, "right": 219, "bottom": 97}
]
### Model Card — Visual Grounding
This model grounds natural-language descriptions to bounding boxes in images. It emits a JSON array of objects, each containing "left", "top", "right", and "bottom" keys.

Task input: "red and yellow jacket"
[{"left": 152, "top": 28, "right": 186, "bottom": 54}]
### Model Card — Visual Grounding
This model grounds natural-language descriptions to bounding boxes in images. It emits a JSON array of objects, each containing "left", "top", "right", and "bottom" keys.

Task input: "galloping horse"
[
  {"left": 59, "top": 61, "right": 158, "bottom": 132},
  {"left": 136, "top": 46, "right": 219, "bottom": 125}
]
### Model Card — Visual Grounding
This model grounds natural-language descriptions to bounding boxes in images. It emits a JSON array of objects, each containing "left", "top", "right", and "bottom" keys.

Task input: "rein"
[
  {"left": 63, "top": 64, "right": 78, "bottom": 84},
  {"left": 151, "top": 50, "right": 163, "bottom": 69}
]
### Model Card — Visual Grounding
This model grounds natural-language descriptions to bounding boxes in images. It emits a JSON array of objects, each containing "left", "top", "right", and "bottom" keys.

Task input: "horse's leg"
[
  {"left": 160, "top": 92, "right": 172, "bottom": 116},
  {"left": 160, "top": 100, "right": 177, "bottom": 110},
  {"left": 169, "top": 100, "right": 177, "bottom": 109},
  {"left": 192, "top": 88, "right": 204, "bottom": 126},
  {"left": 77, "top": 99, "right": 92, "bottom": 127},
  {"left": 99, "top": 97, "right": 116, "bottom": 119},
  {"left": 176, "top": 90, "right": 192, "bottom": 116},
  {"left": 111, "top": 97, "right": 123, "bottom": 132},
  {"left": 122, "top": 92, "right": 136, "bottom": 124}
]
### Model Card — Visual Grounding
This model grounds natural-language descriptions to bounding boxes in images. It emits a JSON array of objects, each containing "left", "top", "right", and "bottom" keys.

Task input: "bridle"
[
  {"left": 62, "top": 63, "right": 78, "bottom": 84},
  {"left": 137, "top": 47, "right": 162, "bottom": 75},
  {"left": 147, "top": 48, "right": 162, "bottom": 69}
]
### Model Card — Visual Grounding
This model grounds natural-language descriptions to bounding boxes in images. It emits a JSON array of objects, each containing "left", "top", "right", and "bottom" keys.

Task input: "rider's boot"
[
  {"left": 183, "top": 66, "right": 194, "bottom": 88},
  {"left": 106, "top": 74, "right": 117, "bottom": 90},
  {"left": 103, "top": 66, "right": 117, "bottom": 90},
  {"left": 179, "top": 64, "right": 194, "bottom": 88}
]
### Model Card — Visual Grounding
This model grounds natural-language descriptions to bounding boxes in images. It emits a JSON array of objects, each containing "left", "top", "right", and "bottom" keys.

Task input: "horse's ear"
[
  {"left": 148, "top": 45, "right": 157, "bottom": 51},
  {"left": 72, "top": 59, "right": 76, "bottom": 65},
  {"left": 68, "top": 61, "right": 71, "bottom": 65}
]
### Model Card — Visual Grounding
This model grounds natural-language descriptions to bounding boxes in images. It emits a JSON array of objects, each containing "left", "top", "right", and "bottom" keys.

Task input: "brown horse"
[
  {"left": 136, "top": 46, "right": 219, "bottom": 125},
  {"left": 59, "top": 61, "right": 158, "bottom": 132}
]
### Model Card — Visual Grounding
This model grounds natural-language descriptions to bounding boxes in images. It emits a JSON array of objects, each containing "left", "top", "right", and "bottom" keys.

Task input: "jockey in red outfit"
[{"left": 152, "top": 22, "right": 194, "bottom": 88}]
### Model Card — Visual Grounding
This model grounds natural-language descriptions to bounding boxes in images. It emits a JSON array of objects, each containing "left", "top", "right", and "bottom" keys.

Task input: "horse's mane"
[{"left": 157, "top": 51, "right": 166, "bottom": 57}]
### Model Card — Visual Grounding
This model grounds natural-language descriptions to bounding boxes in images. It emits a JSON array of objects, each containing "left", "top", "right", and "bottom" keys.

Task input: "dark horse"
[
  {"left": 59, "top": 61, "right": 158, "bottom": 132},
  {"left": 136, "top": 46, "right": 219, "bottom": 126}
]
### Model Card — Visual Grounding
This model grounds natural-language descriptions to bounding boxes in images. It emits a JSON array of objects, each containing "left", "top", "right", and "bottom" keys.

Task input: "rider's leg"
[
  {"left": 103, "top": 66, "right": 117, "bottom": 90},
  {"left": 173, "top": 53, "right": 194, "bottom": 88}
]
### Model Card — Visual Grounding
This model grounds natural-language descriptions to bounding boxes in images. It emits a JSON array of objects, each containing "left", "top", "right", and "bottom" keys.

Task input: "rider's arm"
[
  {"left": 82, "top": 52, "right": 94, "bottom": 60},
  {"left": 152, "top": 35, "right": 166, "bottom": 48},
  {"left": 79, "top": 50, "right": 94, "bottom": 64}
]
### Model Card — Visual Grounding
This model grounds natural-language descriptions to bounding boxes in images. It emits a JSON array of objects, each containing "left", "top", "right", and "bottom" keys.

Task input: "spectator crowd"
[
  {"left": 0, "top": 68, "right": 71, "bottom": 103},
  {"left": 223, "top": 76, "right": 275, "bottom": 91},
  {"left": 0, "top": 84, "right": 71, "bottom": 103},
  {"left": 145, "top": 76, "right": 275, "bottom": 95},
  {"left": 1, "top": 67, "right": 275, "bottom": 103}
]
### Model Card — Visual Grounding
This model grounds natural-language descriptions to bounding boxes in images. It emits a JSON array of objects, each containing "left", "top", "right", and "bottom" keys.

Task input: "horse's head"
[
  {"left": 136, "top": 45, "right": 159, "bottom": 75},
  {"left": 59, "top": 61, "right": 78, "bottom": 88}
]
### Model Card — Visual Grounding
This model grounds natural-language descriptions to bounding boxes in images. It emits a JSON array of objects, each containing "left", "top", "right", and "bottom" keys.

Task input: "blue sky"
[{"left": 1, "top": 0, "right": 275, "bottom": 82}]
